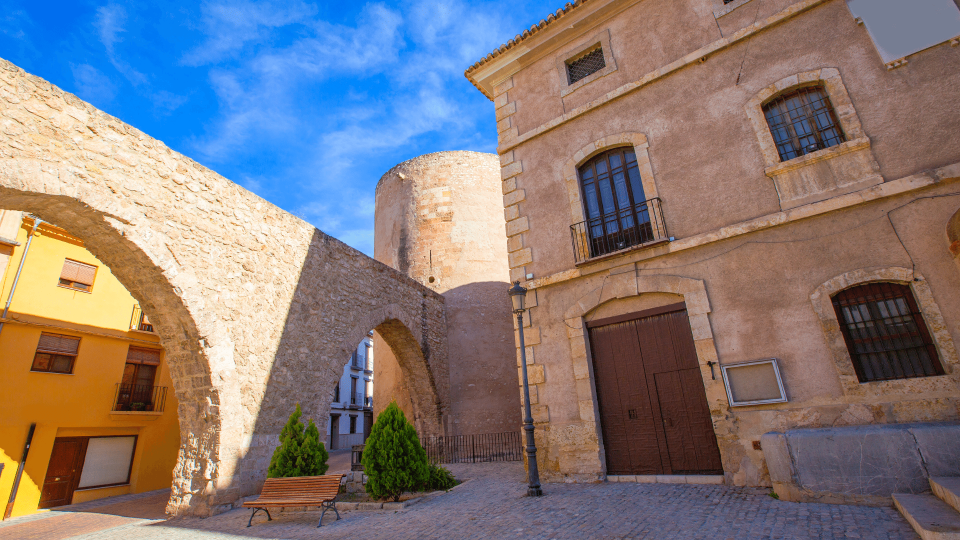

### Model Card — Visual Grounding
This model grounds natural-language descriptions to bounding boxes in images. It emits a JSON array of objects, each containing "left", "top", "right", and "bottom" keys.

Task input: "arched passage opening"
[{"left": 0, "top": 195, "right": 236, "bottom": 518}]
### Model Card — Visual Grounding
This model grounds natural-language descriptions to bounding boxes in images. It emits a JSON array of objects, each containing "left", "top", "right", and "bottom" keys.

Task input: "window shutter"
[
  {"left": 126, "top": 347, "right": 162, "bottom": 366},
  {"left": 77, "top": 436, "right": 137, "bottom": 488},
  {"left": 60, "top": 260, "right": 81, "bottom": 281},
  {"left": 37, "top": 333, "right": 80, "bottom": 355},
  {"left": 61, "top": 259, "right": 97, "bottom": 286}
]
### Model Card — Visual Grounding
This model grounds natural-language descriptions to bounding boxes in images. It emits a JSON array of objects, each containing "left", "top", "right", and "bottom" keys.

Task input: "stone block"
[
  {"left": 499, "top": 150, "right": 515, "bottom": 167},
  {"left": 516, "top": 345, "right": 535, "bottom": 366},
  {"left": 335, "top": 502, "right": 358, "bottom": 510},
  {"left": 909, "top": 424, "right": 960, "bottom": 477},
  {"left": 358, "top": 502, "right": 383, "bottom": 510},
  {"left": 505, "top": 216, "right": 529, "bottom": 236},
  {"left": 493, "top": 77, "right": 514, "bottom": 96},
  {"left": 502, "top": 177, "right": 517, "bottom": 195},
  {"left": 505, "top": 225, "right": 522, "bottom": 246},
  {"left": 503, "top": 188, "right": 525, "bottom": 207},
  {"left": 495, "top": 101, "right": 517, "bottom": 121},
  {"left": 575, "top": 377, "right": 593, "bottom": 400},
  {"left": 515, "top": 326, "right": 540, "bottom": 346},
  {"left": 572, "top": 355, "right": 590, "bottom": 380},
  {"left": 382, "top": 502, "right": 404, "bottom": 511},
  {"left": 518, "top": 364, "right": 545, "bottom": 385},
  {"left": 578, "top": 399, "right": 595, "bottom": 422},
  {"left": 760, "top": 432, "right": 794, "bottom": 484},
  {"left": 785, "top": 424, "right": 930, "bottom": 497},
  {"left": 532, "top": 404, "right": 549, "bottom": 424},
  {"left": 508, "top": 247, "right": 532, "bottom": 268},
  {"left": 501, "top": 161, "right": 522, "bottom": 180}
]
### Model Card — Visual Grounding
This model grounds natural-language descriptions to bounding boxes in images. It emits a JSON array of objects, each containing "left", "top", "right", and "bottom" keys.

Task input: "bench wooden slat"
[{"left": 243, "top": 474, "right": 344, "bottom": 508}]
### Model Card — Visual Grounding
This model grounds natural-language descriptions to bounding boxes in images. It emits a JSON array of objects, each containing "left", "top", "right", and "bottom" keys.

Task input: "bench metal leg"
[
  {"left": 247, "top": 507, "right": 272, "bottom": 527},
  {"left": 318, "top": 501, "right": 340, "bottom": 527}
]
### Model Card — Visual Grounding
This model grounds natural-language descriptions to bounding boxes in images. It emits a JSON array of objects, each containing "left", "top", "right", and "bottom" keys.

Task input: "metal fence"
[
  {"left": 569, "top": 197, "right": 668, "bottom": 263},
  {"left": 113, "top": 383, "right": 167, "bottom": 412},
  {"left": 420, "top": 431, "right": 522, "bottom": 464}
]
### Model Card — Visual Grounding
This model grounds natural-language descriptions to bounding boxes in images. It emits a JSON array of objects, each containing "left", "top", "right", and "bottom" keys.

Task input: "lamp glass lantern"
[{"left": 508, "top": 281, "right": 527, "bottom": 312}]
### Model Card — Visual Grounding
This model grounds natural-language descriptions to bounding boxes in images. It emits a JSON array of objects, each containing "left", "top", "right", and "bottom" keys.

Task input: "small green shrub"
[
  {"left": 268, "top": 403, "right": 329, "bottom": 478},
  {"left": 423, "top": 462, "right": 458, "bottom": 491},
  {"left": 362, "top": 402, "right": 430, "bottom": 501}
]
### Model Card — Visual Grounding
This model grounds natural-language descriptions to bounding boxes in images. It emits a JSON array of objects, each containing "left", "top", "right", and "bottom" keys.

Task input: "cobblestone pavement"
[{"left": 0, "top": 463, "right": 918, "bottom": 539}]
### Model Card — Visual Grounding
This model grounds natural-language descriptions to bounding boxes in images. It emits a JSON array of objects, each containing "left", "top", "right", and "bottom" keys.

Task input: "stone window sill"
[
  {"left": 109, "top": 411, "right": 163, "bottom": 421},
  {"left": 574, "top": 237, "right": 671, "bottom": 267},
  {"left": 764, "top": 137, "right": 871, "bottom": 177}
]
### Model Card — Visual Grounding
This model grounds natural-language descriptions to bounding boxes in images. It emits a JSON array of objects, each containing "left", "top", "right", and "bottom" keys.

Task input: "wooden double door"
[{"left": 588, "top": 304, "right": 723, "bottom": 475}]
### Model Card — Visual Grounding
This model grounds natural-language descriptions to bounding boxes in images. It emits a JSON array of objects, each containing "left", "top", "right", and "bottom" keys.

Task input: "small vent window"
[{"left": 566, "top": 47, "right": 606, "bottom": 85}]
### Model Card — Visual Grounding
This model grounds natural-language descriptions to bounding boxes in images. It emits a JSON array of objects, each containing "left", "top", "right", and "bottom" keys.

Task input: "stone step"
[
  {"left": 932, "top": 478, "right": 960, "bottom": 515},
  {"left": 893, "top": 493, "right": 960, "bottom": 540}
]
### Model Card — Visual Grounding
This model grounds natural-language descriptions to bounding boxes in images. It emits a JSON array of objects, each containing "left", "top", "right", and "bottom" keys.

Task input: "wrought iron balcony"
[
  {"left": 570, "top": 197, "right": 668, "bottom": 264},
  {"left": 129, "top": 304, "right": 154, "bottom": 333},
  {"left": 113, "top": 383, "right": 167, "bottom": 413}
]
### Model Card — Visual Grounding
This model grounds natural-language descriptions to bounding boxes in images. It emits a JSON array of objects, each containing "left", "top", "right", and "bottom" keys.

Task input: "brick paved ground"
[{"left": 0, "top": 463, "right": 919, "bottom": 539}]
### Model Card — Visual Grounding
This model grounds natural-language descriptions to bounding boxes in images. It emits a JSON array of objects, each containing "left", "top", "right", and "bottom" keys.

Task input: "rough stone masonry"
[{"left": 0, "top": 57, "right": 451, "bottom": 516}]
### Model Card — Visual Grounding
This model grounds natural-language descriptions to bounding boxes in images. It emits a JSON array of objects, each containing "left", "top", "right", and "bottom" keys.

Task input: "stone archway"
[
  {"left": 0, "top": 58, "right": 448, "bottom": 516},
  {"left": 335, "top": 304, "right": 448, "bottom": 437}
]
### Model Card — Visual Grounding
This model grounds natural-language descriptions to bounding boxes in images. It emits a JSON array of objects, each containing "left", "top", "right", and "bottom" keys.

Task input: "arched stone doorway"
[{"left": 0, "top": 59, "right": 448, "bottom": 516}]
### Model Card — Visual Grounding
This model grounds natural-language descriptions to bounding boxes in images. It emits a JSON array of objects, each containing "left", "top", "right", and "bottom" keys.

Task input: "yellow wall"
[{"left": 0, "top": 217, "right": 180, "bottom": 518}]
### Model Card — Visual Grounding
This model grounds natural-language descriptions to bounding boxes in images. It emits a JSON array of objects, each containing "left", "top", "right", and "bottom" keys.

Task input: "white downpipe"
[{"left": 0, "top": 217, "right": 42, "bottom": 339}]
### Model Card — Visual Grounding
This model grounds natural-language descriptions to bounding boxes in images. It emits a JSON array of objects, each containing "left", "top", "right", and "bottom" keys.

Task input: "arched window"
[
  {"left": 576, "top": 148, "right": 664, "bottom": 258},
  {"left": 763, "top": 84, "right": 845, "bottom": 161},
  {"left": 831, "top": 282, "right": 944, "bottom": 382}
]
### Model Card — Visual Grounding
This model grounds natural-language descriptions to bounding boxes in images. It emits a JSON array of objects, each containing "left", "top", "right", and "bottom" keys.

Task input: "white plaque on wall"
[
  {"left": 846, "top": 0, "right": 960, "bottom": 64},
  {"left": 721, "top": 358, "right": 788, "bottom": 407}
]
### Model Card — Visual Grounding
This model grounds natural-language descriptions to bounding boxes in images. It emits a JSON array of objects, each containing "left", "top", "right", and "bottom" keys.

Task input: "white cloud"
[
  {"left": 182, "top": 0, "right": 318, "bottom": 66},
  {"left": 95, "top": 4, "right": 148, "bottom": 87},
  {"left": 71, "top": 63, "right": 116, "bottom": 103}
]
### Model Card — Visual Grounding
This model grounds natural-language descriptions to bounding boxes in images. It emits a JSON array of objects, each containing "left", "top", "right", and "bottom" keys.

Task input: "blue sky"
[{"left": 0, "top": 0, "right": 562, "bottom": 255}]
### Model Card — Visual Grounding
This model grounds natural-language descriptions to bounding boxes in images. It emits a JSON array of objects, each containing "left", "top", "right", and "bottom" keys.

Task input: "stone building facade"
[
  {"left": 0, "top": 58, "right": 451, "bottom": 516},
  {"left": 466, "top": 0, "right": 960, "bottom": 502},
  {"left": 374, "top": 152, "right": 521, "bottom": 436}
]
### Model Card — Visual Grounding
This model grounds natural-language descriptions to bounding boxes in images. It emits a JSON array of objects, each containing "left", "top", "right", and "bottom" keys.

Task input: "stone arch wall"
[
  {"left": 0, "top": 58, "right": 448, "bottom": 515},
  {"left": 336, "top": 303, "right": 447, "bottom": 435}
]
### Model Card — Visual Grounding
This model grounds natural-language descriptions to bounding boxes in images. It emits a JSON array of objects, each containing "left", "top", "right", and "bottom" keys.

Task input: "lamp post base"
[{"left": 527, "top": 486, "right": 543, "bottom": 497}]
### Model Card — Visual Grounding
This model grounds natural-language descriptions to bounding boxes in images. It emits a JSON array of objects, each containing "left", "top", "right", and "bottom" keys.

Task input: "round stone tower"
[{"left": 374, "top": 151, "right": 521, "bottom": 436}]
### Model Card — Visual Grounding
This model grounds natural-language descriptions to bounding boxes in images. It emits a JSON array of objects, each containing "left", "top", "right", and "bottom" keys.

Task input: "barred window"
[
  {"left": 59, "top": 259, "right": 97, "bottom": 292},
  {"left": 832, "top": 283, "right": 944, "bottom": 383},
  {"left": 31, "top": 332, "right": 80, "bottom": 373},
  {"left": 762, "top": 85, "right": 845, "bottom": 162},
  {"left": 566, "top": 47, "right": 606, "bottom": 85}
]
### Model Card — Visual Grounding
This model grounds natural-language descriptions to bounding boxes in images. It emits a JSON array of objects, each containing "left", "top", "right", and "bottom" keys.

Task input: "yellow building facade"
[{"left": 0, "top": 211, "right": 179, "bottom": 518}]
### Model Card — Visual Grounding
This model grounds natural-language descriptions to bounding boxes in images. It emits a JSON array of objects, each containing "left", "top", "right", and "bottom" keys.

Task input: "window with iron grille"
[
  {"left": 566, "top": 47, "right": 606, "bottom": 85},
  {"left": 762, "top": 85, "right": 845, "bottom": 162},
  {"left": 31, "top": 332, "right": 81, "bottom": 373},
  {"left": 59, "top": 259, "right": 97, "bottom": 292},
  {"left": 831, "top": 283, "right": 944, "bottom": 383}
]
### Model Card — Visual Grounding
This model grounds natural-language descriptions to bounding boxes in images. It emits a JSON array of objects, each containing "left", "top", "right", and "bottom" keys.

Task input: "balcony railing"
[
  {"left": 420, "top": 431, "right": 522, "bottom": 464},
  {"left": 113, "top": 383, "right": 167, "bottom": 412},
  {"left": 129, "top": 304, "right": 154, "bottom": 333},
  {"left": 570, "top": 197, "right": 668, "bottom": 264}
]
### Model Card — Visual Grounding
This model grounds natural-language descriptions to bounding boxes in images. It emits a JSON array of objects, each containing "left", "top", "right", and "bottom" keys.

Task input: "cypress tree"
[
  {"left": 362, "top": 401, "right": 429, "bottom": 501},
  {"left": 268, "top": 403, "right": 329, "bottom": 478}
]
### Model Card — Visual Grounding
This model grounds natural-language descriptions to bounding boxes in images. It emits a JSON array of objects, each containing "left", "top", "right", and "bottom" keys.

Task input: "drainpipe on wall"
[{"left": 0, "top": 216, "right": 42, "bottom": 339}]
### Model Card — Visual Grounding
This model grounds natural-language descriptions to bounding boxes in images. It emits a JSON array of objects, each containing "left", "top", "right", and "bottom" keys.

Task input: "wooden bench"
[{"left": 242, "top": 474, "right": 345, "bottom": 527}]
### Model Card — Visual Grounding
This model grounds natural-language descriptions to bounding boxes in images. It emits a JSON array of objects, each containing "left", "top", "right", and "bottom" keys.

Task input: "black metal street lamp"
[{"left": 509, "top": 280, "right": 543, "bottom": 497}]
